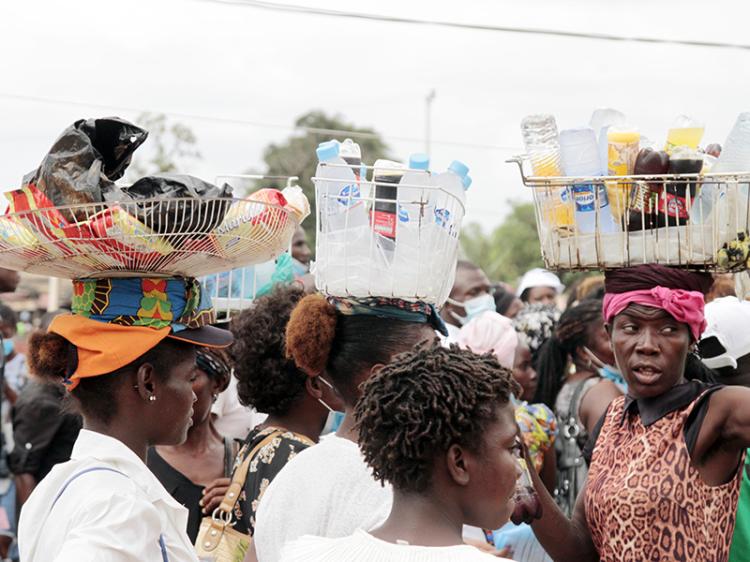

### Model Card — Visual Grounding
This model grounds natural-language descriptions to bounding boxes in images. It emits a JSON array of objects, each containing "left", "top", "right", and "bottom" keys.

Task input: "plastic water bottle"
[
  {"left": 692, "top": 113, "right": 750, "bottom": 226},
  {"left": 589, "top": 108, "right": 626, "bottom": 174},
  {"left": 431, "top": 160, "right": 469, "bottom": 237},
  {"left": 393, "top": 154, "right": 431, "bottom": 296},
  {"left": 520, "top": 114, "right": 573, "bottom": 233},
  {"left": 314, "top": 140, "right": 370, "bottom": 295},
  {"left": 339, "top": 138, "right": 364, "bottom": 180},
  {"left": 559, "top": 127, "right": 617, "bottom": 234}
]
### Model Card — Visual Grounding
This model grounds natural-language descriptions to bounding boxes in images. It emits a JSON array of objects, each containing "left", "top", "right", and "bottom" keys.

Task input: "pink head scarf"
[
  {"left": 457, "top": 311, "right": 518, "bottom": 370},
  {"left": 602, "top": 287, "right": 707, "bottom": 341}
]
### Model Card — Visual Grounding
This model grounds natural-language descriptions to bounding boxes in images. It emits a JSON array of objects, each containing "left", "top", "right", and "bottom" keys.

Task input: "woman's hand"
[{"left": 200, "top": 477, "right": 231, "bottom": 515}]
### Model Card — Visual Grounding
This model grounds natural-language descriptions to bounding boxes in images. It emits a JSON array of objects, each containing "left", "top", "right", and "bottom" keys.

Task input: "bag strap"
[
  {"left": 568, "top": 376, "right": 595, "bottom": 421},
  {"left": 216, "top": 429, "right": 283, "bottom": 516}
]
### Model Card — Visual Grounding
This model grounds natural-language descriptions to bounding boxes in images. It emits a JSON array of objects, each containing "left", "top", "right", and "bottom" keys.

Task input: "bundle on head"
[{"left": 354, "top": 339, "right": 519, "bottom": 494}]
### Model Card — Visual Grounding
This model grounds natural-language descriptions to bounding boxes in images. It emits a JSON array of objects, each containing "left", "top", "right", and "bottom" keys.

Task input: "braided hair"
[
  {"left": 534, "top": 298, "right": 603, "bottom": 408},
  {"left": 354, "top": 340, "right": 519, "bottom": 494}
]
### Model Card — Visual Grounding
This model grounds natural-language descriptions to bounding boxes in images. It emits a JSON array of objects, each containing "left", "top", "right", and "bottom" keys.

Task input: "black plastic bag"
[
  {"left": 123, "top": 173, "right": 233, "bottom": 235},
  {"left": 23, "top": 117, "right": 147, "bottom": 220}
]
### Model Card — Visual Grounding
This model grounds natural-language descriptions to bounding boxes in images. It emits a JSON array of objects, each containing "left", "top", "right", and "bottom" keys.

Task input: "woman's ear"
[
  {"left": 135, "top": 362, "right": 157, "bottom": 402},
  {"left": 445, "top": 444, "right": 471, "bottom": 487},
  {"left": 305, "top": 376, "right": 323, "bottom": 400}
]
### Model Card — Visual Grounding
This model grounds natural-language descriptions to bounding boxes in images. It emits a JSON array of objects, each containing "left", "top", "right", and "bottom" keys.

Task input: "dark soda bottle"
[
  {"left": 629, "top": 148, "right": 669, "bottom": 231},
  {"left": 370, "top": 160, "right": 405, "bottom": 263},
  {"left": 656, "top": 148, "right": 703, "bottom": 227}
]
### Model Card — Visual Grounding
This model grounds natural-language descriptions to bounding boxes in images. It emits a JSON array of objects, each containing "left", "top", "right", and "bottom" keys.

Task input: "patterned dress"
[
  {"left": 585, "top": 383, "right": 743, "bottom": 562},
  {"left": 232, "top": 426, "right": 315, "bottom": 535},
  {"left": 514, "top": 400, "right": 557, "bottom": 474}
]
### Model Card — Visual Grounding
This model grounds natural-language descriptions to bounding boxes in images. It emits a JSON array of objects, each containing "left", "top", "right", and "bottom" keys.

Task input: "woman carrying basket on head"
[
  {"left": 518, "top": 264, "right": 747, "bottom": 562},
  {"left": 17, "top": 277, "right": 232, "bottom": 562}
]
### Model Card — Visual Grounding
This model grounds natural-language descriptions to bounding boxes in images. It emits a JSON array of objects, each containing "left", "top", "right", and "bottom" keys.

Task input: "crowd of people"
[{"left": 1, "top": 250, "right": 750, "bottom": 561}]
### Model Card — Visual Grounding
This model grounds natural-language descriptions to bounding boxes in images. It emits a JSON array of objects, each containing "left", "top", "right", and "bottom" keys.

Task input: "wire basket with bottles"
[
  {"left": 0, "top": 180, "right": 305, "bottom": 279},
  {"left": 509, "top": 156, "right": 750, "bottom": 272},
  {"left": 313, "top": 159, "right": 466, "bottom": 305}
]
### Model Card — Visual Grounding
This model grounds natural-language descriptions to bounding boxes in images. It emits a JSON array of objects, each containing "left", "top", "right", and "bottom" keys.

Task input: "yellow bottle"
[
  {"left": 665, "top": 127, "right": 705, "bottom": 154},
  {"left": 607, "top": 128, "right": 640, "bottom": 224}
]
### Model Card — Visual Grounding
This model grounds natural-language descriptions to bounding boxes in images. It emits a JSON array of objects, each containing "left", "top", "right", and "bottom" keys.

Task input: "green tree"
[
  {"left": 128, "top": 112, "right": 201, "bottom": 179},
  {"left": 460, "top": 201, "right": 544, "bottom": 283},
  {"left": 254, "top": 110, "right": 392, "bottom": 244}
]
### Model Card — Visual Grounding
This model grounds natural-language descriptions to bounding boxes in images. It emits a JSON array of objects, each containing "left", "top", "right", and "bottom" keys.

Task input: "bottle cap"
[
  {"left": 448, "top": 160, "right": 469, "bottom": 178},
  {"left": 316, "top": 140, "right": 340, "bottom": 162},
  {"left": 409, "top": 153, "right": 430, "bottom": 170},
  {"left": 462, "top": 175, "right": 473, "bottom": 190}
]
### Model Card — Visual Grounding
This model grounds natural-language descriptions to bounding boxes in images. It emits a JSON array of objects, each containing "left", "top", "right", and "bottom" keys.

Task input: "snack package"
[
  {"left": 23, "top": 117, "right": 146, "bottom": 221},
  {"left": 88, "top": 206, "right": 175, "bottom": 269},
  {"left": 281, "top": 185, "right": 310, "bottom": 223},
  {"left": 5, "top": 185, "right": 76, "bottom": 258},
  {"left": 0, "top": 217, "right": 45, "bottom": 270},
  {"left": 214, "top": 189, "right": 290, "bottom": 259}
]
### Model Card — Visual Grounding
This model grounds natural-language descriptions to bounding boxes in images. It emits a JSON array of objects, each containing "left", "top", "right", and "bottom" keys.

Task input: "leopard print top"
[{"left": 585, "top": 392, "right": 742, "bottom": 562}]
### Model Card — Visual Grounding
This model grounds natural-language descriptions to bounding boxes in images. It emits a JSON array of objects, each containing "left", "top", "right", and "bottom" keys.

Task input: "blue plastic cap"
[
  {"left": 409, "top": 153, "right": 430, "bottom": 170},
  {"left": 462, "top": 175, "right": 472, "bottom": 190},
  {"left": 449, "top": 160, "right": 469, "bottom": 178},
  {"left": 316, "top": 140, "right": 340, "bottom": 162}
]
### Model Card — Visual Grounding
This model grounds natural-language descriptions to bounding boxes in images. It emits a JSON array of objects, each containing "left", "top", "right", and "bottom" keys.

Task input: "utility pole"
[{"left": 425, "top": 89, "right": 436, "bottom": 155}]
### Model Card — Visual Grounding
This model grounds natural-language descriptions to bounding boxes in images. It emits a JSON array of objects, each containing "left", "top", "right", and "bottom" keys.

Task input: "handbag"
[
  {"left": 195, "top": 429, "right": 283, "bottom": 562},
  {"left": 554, "top": 378, "right": 590, "bottom": 518}
]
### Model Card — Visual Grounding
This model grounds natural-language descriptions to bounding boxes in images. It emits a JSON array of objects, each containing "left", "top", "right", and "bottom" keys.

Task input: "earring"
[
  {"left": 148, "top": 395, "right": 157, "bottom": 402},
  {"left": 212, "top": 393, "right": 218, "bottom": 403}
]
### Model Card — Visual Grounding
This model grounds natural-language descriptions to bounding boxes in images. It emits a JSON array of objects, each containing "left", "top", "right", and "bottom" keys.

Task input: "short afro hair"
[
  {"left": 229, "top": 284, "right": 307, "bottom": 416},
  {"left": 354, "top": 340, "right": 519, "bottom": 494}
]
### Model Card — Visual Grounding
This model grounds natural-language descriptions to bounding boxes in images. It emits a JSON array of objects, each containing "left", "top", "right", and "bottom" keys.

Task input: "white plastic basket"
[
  {"left": 0, "top": 192, "right": 298, "bottom": 279},
  {"left": 313, "top": 162, "right": 464, "bottom": 305},
  {"left": 509, "top": 156, "right": 750, "bottom": 272}
]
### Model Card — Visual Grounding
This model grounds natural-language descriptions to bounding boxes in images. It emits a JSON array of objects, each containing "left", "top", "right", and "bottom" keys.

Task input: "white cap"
[
  {"left": 700, "top": 296, "right": 750, "bottom": 369},
  {"left": 516, "top": 268, "right": 565, "bottom": 297}
]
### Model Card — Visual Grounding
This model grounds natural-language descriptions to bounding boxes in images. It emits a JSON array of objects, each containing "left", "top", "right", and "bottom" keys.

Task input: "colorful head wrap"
[
  {"left": 49, "top": 277, "right": 232, "bottom": 390},
  {"left": 603, "top": 265, "right": 713, "bottom": 341},
  {"left": 327, "top": 296, "right": 448, "bottom": 336}
]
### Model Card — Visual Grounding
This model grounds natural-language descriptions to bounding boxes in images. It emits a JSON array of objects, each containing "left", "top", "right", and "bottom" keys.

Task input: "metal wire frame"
[
  {"left": 0, "top": 195, "right": 298, "bottom": 280},
  {"left": 313, "top": 162, "right": 464, "bottom": 304},
  {"left": 507, "top": 156, "right": 750, "bottom": 272}
]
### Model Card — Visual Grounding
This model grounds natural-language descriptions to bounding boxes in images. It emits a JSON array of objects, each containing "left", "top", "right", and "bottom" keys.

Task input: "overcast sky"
[{"left": 1, "top": 0, "right": 748, "bottom": 230}]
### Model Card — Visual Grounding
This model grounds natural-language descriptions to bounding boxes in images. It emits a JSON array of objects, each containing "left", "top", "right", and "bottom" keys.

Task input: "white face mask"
[{"left": 447, "top": 293, "right": 497, "bottom": 325}]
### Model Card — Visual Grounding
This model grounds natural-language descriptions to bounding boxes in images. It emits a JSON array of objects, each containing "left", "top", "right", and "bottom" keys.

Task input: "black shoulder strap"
[{"left": 582, "top": 404, "right": 610, "bottom": 466}]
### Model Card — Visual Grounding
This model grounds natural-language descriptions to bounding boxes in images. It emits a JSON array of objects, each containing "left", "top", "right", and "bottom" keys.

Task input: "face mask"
[
  {"left": 2, "top": 339, "right": 13, "bottom": 358},
  {"left": 583, "top": 346, "right": 627, "bottom": 391},
  {"left": 447, "top": 293, "right": 496, "bottom": 325},
  {"left": 317, "top": 376, "right": 345, "bottom": 436}
]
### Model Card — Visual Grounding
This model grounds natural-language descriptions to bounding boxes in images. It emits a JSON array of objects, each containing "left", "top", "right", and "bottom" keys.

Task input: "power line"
[
  {"left": 0, "top": 92, "right": 520, "bottom": 152},
  {"left": 197, "top": 0, "right": 750, "bottom": 51}
]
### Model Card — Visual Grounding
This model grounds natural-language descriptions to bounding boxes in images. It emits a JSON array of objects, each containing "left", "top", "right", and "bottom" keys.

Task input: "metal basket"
[
  {"left": 509, "top": 156, "right": 750, "bottom": 272},
  {"left": 313, "top": 162, "right": 464, "bottom": 304},
  {"left": 0, "top": 192, "right": 298, "bottom": 279}
]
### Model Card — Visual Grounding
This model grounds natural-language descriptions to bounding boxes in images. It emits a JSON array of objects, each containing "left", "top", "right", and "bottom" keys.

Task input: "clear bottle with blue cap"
[
  {"left": 431, "top": 160, "right": 469, "bottom": 237},
  {"left": 392, "top": 153, "right": 432, "bottom": 295},
  {"left": 314, "top": 139, "right": 371, "bottom": 295}
]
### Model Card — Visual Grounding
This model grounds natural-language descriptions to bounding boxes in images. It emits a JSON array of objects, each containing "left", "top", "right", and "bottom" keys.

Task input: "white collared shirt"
[{"left": 18, "top": 429, "right": 198, "bottom": 562}]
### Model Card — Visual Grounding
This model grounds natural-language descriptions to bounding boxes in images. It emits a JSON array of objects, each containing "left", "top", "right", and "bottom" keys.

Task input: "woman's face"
[
  {"left": 586, "top": 316, "right": 616, "bottom": 367},
  {"left": 503, "top": 298, "right": 524, "bottom": 320},
  {"left": 526, "top": 286, "right": 557, "bottom": 307},
  {"left": 464, "top": 402, "right": 520, "bottom": 529},
  {"left": 155, "top": 349, "right": 198, "bottom": 445},
  {"left": 190, "top": 368, "right": 219, "bottom": 428},
  {"left": 609, "top": 304, "right": 691, "bottom": 399},
  {"left": 512, "top": 341, "right": 538, "bottom": 402}
]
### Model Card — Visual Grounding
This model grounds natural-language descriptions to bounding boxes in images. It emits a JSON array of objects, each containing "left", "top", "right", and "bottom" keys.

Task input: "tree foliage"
[
  {"left": 460, "top": 201, "right": 544, "bottom": 283},
  {"left": 128, "top": 112, "right": 201, "bottom": 179},
  {"left": 254, "top": 111, "right": 392, "bottom": 244}
]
